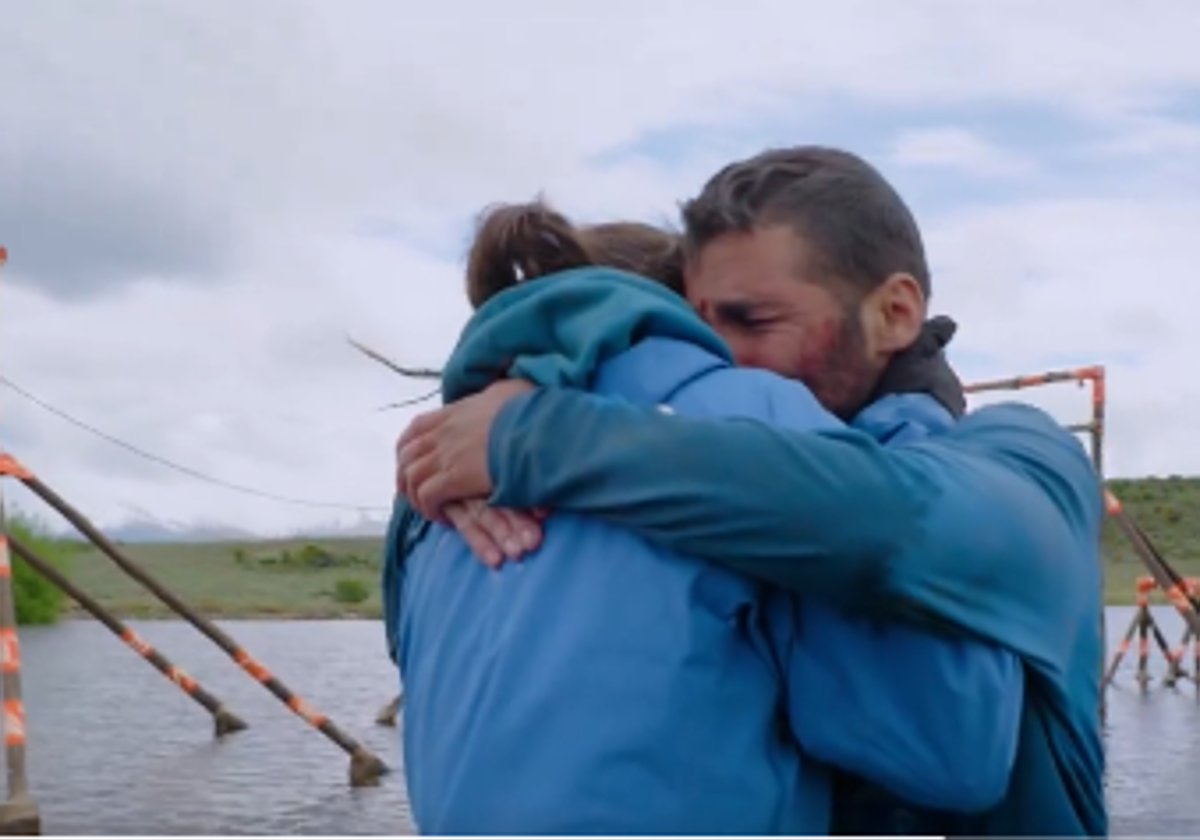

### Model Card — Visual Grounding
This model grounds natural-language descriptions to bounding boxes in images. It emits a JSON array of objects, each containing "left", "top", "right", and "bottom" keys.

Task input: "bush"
[
  {"left": 331, "top": 578, "right": 370, "bottom": 605},
  {"left": 7, "top": 515, "right": 72, "bottom": 626},
  {"left": 235, "top": 543, "right": 379, "bottom": 572}
]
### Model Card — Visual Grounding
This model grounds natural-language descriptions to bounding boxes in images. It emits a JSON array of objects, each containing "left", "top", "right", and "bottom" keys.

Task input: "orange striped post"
[
  {"left": 1134, "top": 577, "right": 1153, "bottom": 688},
  {"left": 1103, "top": 604, "right": 1139, "bottom": 687},
  {"left": 0, "top": 453, "right": 386, "bottom": 787},
  {"left": 0, "top": 245, "right": 40, "bottom": 835},
  {"left": 1105, "top": 576, "right": 1199, "bottom": 690},
  {"left": 1190, "top": 579, "right": 1200, "bottom": 688},
  {"left": 964, "top": 364, "right": 1105, "bottom": 473},
  {"left": 0, "top": 493, "right": 40, "bottom": 835},
  {"left": 1104, "top": 491, "right": 1200, "bottom": 635},
  {"left": 5, "top": 534, "right": 247, "bottom": 737},
  {"left": 375, "top": 692, "right": 405, "bottom": 727}
]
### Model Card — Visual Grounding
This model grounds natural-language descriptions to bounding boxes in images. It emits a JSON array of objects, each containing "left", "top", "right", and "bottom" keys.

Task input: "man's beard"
[{"left": 802, "top": 312, "right": 879, "bottom": 422}]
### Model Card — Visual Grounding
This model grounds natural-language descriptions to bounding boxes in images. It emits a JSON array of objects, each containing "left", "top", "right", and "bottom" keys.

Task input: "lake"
[{"left": 4, "top": 607, "right": 1198, "bottom": 835}]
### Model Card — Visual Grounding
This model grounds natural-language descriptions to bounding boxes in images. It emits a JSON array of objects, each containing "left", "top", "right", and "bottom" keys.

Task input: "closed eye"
[
  {"left": 710, "top": 301, "right": 779, "bottom": 332},
  {"left": 732, "top": 316, "right": 776, "bottom": 331}
]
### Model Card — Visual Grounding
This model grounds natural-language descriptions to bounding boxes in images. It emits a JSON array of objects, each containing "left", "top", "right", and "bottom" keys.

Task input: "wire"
[
  {"left": 378, "top": 386, "right": 442, "bottom": 412},
  {"left": 346, "top": 335, "right": 441, "bottom": 380},
  {"left": 0, "top": 374, "right": 391, "bottom": 513}
]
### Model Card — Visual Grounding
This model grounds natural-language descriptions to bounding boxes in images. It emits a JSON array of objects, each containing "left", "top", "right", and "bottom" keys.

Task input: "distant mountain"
[
  {"left": 103, "top": 517, "right": 260, "bottom": 544},
  {"left": 97, "top": 513, "right": 388, "bottom": 543},
  {"left": 308, "top": 514, "right": 389, "bottom": 538}
]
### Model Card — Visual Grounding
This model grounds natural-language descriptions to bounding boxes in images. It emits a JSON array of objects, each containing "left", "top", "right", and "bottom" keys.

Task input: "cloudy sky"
[{"left": 2, "top": 0, "right": 1198, "bottom": 536}]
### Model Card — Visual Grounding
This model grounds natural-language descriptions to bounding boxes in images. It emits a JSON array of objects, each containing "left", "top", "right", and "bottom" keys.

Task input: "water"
[
  {"left": 16, "top": 620, "right": 411, "bottom": 836},
  {"left": 5, "top": 608, "right": 1198, "bottom": 835}
]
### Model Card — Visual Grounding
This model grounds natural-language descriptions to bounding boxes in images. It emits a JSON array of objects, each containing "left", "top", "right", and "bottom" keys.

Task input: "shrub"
[
  {"left": 7, "top": 515, "right": 72, "bottom": 625},
  {"left": 332, "top": 578, "right": 370, "bottom": 605},
  {"left": 297, "top": 544, "right": 334, "bottom": 568}
]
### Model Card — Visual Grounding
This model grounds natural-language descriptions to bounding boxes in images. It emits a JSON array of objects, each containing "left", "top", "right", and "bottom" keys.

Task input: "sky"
[{"left": 2, "top": 0, "right": 1199, "bottom": 536}]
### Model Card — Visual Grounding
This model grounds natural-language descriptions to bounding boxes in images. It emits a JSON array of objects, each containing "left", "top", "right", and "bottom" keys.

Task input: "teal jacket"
[
  {"left": 384, "top": 269, "right": 1037, "bottom": 834},
  {"left": 481, "top": 301, "right": 1106, "bottom": 834}
]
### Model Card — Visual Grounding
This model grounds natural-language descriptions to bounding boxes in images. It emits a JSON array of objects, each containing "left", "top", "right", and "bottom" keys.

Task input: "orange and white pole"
[{"left": 0, "top": 245, "right": 41, "bottom": 833}]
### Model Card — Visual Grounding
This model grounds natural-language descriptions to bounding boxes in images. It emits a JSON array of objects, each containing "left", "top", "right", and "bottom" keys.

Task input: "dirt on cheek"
[{"left": 792, "top": 316, "right": 843, "bottom": 381}]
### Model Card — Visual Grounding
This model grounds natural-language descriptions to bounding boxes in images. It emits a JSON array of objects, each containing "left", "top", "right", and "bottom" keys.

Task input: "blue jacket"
[
  {"left": 486, "top": 360, "right": 1107, "bottom": 835},
  {"left": 386, "top": 269, "right": 1028, "bottom": 834},
  {"left": 393, "top": 271, "right": 824, "bottom": 835}
]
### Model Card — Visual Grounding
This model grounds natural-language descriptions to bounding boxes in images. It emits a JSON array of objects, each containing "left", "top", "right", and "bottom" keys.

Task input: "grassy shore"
[
  {"left": 1102, "top": 476, "right": 1200, "bottom": 605},
  {"left": 61, "top": 536, "right": 386, "bottom": 620},
  {"left": 40, "top": 475, "right": 1200, "bottom": 619}
]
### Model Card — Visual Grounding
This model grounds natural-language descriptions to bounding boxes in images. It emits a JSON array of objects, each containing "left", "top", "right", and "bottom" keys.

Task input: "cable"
[
  {"left": 0, "top": 374, "right": 391, "bottom": 512},
  {"left": 378, "top": 386, "right": 442, "bottom": 412}
]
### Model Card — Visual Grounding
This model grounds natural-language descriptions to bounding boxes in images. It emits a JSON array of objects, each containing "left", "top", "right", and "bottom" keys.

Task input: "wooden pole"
[
  {"left": 375, "top": 692, "right": 405, "bottom": 727},
  {"left": 0, "top": 494, "right": 40, "bottom": 835},
  {"left": 1105, "top": 495, "right": 1200, "bottom": 636},
  {"left": 1192, "top": 627, "right": 1200, "bottom": 691},
  {"left": 1103, "top": 610, "right": 1140, "bottom": 686},
  {"left": 0, "top": 455, "right": 387, "bottom": 787},
  {"left": 1135, "top": 597, "right": 1151, "bottom": 689},
  {"left": 1148, "top": 609, "right": 1185, "bottom": 687},
  {"left": 7, "top": 535, "right": 247, "bottom": 737},
  {"left": 0, "top": 245, "right": 40, "bottom": 835}
]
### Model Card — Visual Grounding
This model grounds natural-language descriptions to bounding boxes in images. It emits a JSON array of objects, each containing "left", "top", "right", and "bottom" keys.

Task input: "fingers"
[
  {"left": 478, "top": 506, "right": 546, "bottom": 558},
  {"left": 398, "top": 408, "right": 443, "bottom": 453},
  {"left": 412, "top": 466, "right": 448, "bottom": 522},
  {"left": 444, "top": 501, "right": 504, "bottom": 568},
  {"left": 474, "top": 505, "right": 521, "bottom": 559},
  {"left": 441, "top": 500, "right": 546, "bottom": 569},
  {"left": 397, "top": 439, "right": 432, "bottom": 501},
  {"left": 396, "top": 410, "right": 445, "bottom": 494},
  {"left": 502, "top": 509, "right": 544, "bottom": 553},
  {"left": 404, "top": 450, "right": 450, "bottom": 520}
]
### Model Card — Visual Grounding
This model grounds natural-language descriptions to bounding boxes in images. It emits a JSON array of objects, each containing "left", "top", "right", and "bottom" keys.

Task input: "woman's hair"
[{"left": 465, "top": 199, "right": 684, "bottom": 309}]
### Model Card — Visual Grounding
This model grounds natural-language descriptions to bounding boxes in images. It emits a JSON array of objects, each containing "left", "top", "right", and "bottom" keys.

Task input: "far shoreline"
[
  {"left": 53, "top": 596, "right": 1153, "bottom": 624},
  {"left": 59, "top": 605, "right": 383, "bottom": 622}
]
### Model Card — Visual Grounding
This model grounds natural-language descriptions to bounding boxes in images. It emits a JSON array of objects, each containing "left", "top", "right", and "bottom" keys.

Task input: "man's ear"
[{"left": 861, "top": 273, "right": 925, "bottom": 355}]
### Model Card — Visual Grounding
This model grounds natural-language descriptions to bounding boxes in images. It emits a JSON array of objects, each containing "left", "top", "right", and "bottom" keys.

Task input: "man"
[
  {"left": 396, "top": 148, "right": 1107, "bottom": 836},
  {"left": 389, "top": 206, "right": 1023, "bottom": 834}
]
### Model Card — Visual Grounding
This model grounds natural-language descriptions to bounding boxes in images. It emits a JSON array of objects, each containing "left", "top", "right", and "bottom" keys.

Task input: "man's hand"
[
  {"left": 443, "top": 499, "right": 546, "bottom": 568},
  {"left": 397, "top": 379, "right": 534, "bottom": 519}
]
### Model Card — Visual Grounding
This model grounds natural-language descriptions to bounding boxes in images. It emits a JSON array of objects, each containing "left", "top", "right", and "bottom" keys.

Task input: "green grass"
[
  {"left": 23, "top": 474, "right": 1200, "bottom": 620},
  {"left": 62, "top": 536, "right": 385, "bottom": 620},
  {"left": 1102, "top": 476, "right": 1200, "bottom": 605}
]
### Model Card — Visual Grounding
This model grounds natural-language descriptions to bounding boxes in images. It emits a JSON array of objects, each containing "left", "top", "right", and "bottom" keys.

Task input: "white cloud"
[
  {"left": 890, "top": 128, "right": 1037, "bottom": 177},
  {"left": 0, "top": 0, "right": 1198, "bottom": 534}
]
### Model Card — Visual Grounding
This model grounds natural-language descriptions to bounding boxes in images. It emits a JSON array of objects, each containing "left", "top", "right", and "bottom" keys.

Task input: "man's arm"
[
  {"left": 786, "top": 602, "right": 1023, "bottom": 811},
  {"left": 488, "top": 389, "right": 924, "bottom": 608},
  {"left": 488, "top": 388, "right": 1103, "bottom": 651}
]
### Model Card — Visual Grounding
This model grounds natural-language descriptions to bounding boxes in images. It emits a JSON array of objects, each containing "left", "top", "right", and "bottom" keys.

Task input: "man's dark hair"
[{"left": 681, "top": 146, "right": 931, "bottom": 300}]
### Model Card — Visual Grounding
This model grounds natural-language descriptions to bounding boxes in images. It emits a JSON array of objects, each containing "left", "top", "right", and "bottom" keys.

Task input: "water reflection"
[{"left": 2, "top": 609, "right": 1196, "bottom": 835}]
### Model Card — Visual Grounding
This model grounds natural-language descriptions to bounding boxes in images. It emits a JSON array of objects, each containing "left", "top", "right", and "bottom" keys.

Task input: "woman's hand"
[{"left": 442, "top": 499, "right": 547, "bottom": 568}]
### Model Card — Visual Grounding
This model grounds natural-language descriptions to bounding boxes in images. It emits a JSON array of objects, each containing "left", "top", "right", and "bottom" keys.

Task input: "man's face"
[{"left": 685, "top": 225, "right": 882, "bottom": 419}]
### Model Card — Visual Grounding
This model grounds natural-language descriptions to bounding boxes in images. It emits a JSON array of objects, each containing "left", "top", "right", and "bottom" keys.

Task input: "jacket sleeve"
[
  {"left": 488, "top": 388, "right": 924, "bottom": 608},
  {"left": 787, "top": 602, "right": 1023, "bottom": 811},
  {"left": 381, "top": 497, "right": 431, "bottom": 668},
  {"left": 488, "top": 388, "right": 1103, "bottom": 656}
]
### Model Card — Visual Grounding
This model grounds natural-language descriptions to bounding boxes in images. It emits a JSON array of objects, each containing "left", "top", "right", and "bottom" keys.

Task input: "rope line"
[{"left": 0, "top": 374, "right": 390, "bottom": 512}]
